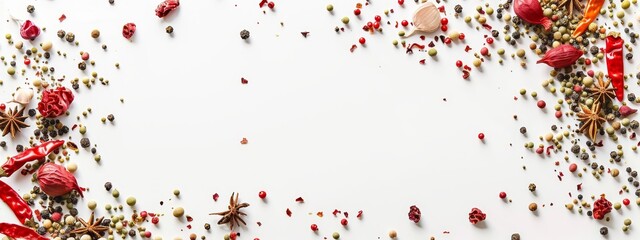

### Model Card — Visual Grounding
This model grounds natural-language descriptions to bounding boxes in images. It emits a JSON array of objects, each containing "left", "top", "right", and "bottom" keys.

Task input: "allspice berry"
[
  {"left": 529, "top": 202, "right": 538, "bottom": 211},
  {"left": 91, "top": 29, "right": 100, "bottom": 38},
  {"left": 166, "top": 26, "right": 174, "bottom": 34},
  {"left": 173, "top": 207, "right": 185, "bottom": 217}
]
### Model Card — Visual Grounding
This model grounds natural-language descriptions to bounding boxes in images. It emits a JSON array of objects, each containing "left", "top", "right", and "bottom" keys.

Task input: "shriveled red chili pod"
[
  {"left": 0, "top": 181, "right": 34, "bottom": 225},
  {"left": 0, "top": 223, "right": 48, "bottom": 240},
  {"left": 514, "top": 0, "right": 552, "bottom": 31},
  {"left": 536, "top": 44, "right": 583, "bottom": 68},
  {"left": 0, "top": 140, "right": 65, "bottom": 178}
]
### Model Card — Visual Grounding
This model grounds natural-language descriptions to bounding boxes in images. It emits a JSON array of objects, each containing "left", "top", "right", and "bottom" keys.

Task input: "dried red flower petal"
[
  {"left": 593, "top": 195, "right": 612, "bottom": 220},
  {"left": 536, "top": 44, "right": 583, "bottom": 68},
  {"left": 37, "top": 87, "right": 74, "bottom": 118},
  {"left": 36, "top": 163, "right": 85, "bottom": 197},
  {"left": 408, "top": 205, "right": 421, "bottom": 223},
  {"left": 122, "top": 23, "right": 137, "bottom": 39},
  {"left": 155, "top": 0, "right": 180, "bottom": 18},
  {"left": 468, "top": 208, "right": 486, "bottom": 224},
  {"left": 20, "top": 20, "right": 40, "bottom": 40}
]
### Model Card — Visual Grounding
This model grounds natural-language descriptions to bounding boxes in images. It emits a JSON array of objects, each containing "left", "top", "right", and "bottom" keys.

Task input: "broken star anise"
[
  {"left": 586, "top": 75, "right": 616, "bottom": 104},
  {"left": 558, "top": 0, "right": 583, "bottom": 17},
  {"left": 0, "top": 107, "right": 29, "bottom": 138},
  {"left": 577, "top": 102, "right": 605, "bottom": 141},
  {"left": 70, "top": 212, "right": 109, "bottom": 238},
  {"left": 209, "top": 192, "right": 249, "bottom": 230}
]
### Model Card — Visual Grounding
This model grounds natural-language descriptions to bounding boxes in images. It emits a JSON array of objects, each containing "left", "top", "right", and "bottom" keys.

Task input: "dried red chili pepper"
[
  {"left": 514, "top": 0, "right": 552, "bottom": 31},
  {"left": 19, "top": 20, "right": 40, "bottom": 40},
  {"left": 123, "top": 23, "right": 137, "bottom": 39},
  {"left": 593, "top": 195, "right": 612, "bottom": 220},
  {"left": 0, "top": 140, "right": 64, "bottom": 178},
  {"left": 572, "top": 0, "right": 605, "bottom": 37},
  {"left": 605, "top": 34, "right": 624, "bottom": 101},
  {"left": 0, "top": 181, "right": 33, "bottom": 225},
  {"left": 536, "top": 44, "right": 583, "bottom": 68},
  {"left": 0, "top": 223, "right": 48, "bottom": 240},
  {"left": 155, "top": 0, "right": 180, "bottom": 18},
  {"left": 37, "top": 162, "right": 85, "bottom": 197}
]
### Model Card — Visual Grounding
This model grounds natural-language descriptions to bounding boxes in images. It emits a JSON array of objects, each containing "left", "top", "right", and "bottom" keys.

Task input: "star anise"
[
  {"left": 209, "top": 192, "right": 250, "bottom": 230},
  {"left": 0, "top": 107, "right": 29, "bottom": 138},
  {"left": 577, "top": 102, "right": 605, "bottom": 141},
  {"left": 70, "top": 212, "right": 109, "bottom": 238},
  {"left": 586, "top": 75, "right": 616, "bottom": 104},
  {"left": 558, "top": 0, "right": 584, "bottom": 17}
]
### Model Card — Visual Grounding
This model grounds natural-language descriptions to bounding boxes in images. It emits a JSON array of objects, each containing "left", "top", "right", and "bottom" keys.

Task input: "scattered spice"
[
  {"left": 210, "top": 193, "right": 249, "bottom": 230},
  {"left": 572, "top": 0, "right": 605, "bottom": 37},
  {"left": 240, "top": 29, "right": 250, "bottom": 40},
  {"left": 605, "top": 34, "right": 624, "bottom": 101},
  {"left": 19, "top": 20, "right": 40, "bottom": 40},
  {"left": 514, "top": 0, "right": 552, "bottom": 31},
  {"left": 408, "top": 205, "right": 421, "bottom": 223},
  {"left": 122, "top": 23, "right": 137, "bottom": 39},
  {"left": 468, "top": 208, "right": 486, "bottom": 224},
  {"left": 405, "top": 2, "right": 441, "bottom": 37},
  {"left": 0, "top": 107, "right": 29, "bottom": 138},
  {"left": 156, "top": 0, "right": 180, "bottom": 18},
  {"left": 36, "top": 162, "right": 85, "bottom": 197}
]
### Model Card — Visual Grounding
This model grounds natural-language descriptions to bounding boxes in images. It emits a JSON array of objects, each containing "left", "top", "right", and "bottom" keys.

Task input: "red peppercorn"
[
  {"left": 230, "top": 232, "right": 238, "bottom": 240},
  {"left": 354, "top": 9, "right": 361, "bottom": 15},
  {"left": 81, "top": 52, "right": 90, "bottom": 60},
  {"left": 499, "top": 192, "right": 507, "bottom": 199},
  {"left": 373, "top": 22, "right": 380, "bottom": 29},
  {"left": 359, "top": 37, "right": 366, "bottom": 44},
  {"left": 401, "top": 20, "right": 409, "bottom": 27},
  {"left": 456, "top": 60, "right": 463, "bottom": 67},
  {"left": 585, "top": 58, "right": 591, "bottom": 65},
  {"left": 458, "top": 33, "right": 465, "bottom": 40},
  {"left": 144, "top": 231, "right": 152, "bottom": 238},
  {"left": 341, "top": 218, "right": 348, "bottom": 226},
  {"left": 310, "top": 224, "right": 318, "bottom": 231},
  {"left": 0, "top": 104, "right": 5, "bottom": 111},
  {"left": 587, "top": 70, "right": 595, "bottom": 77},
  {"left": 24, "top": 59, "right": 30, "bottom": 65},
  {"left": 480, "top": 47, "right": 489, "bottom": 56},
  {"left": 267, "top": 2, "right": 275, "bottom": 8},
  {"left": 443, "top": 37, "right": 451, "bottom": 44},
  {"left": 152, "top": 216, "right": 160, "bottom": 224},
  {"left": 140, "top": 211, "right": 148, "bottom": 219},
  {"left": 555, "top": 111, "right": 562, "bottom": 118},
  {"left": 374, "top": 15, "right": 382, "bottom": 22},
  {"left": 398, "top": 0, "right": 404, "bottom": 5},
  {"left": 486, "top": 37, "right": 494, "bottom": 44},
  {"left": 478, "top": 133, "right": 485, "bottom": 140},
  {"left": 440, "top": 25, "right": 448, "bottom": 32},
  {"left": 623, "top": 198, "right": 630, "bottom": 206},
  {"left": 537, "top": 100, "right": 546, "bottom": 108},
  {"left": 569, "top": 163, "right": 577, "bottom": 172},
  {"left": 51, "top": 212, "right": 62, "bottom": 222},
  {"left": 259, "top": 191, "right": 267, "bottom": 199},
  {"left": 536, "top": 147, "right": 544, "bottom": 154},
  {"left": 440, "top": 18, "right": 448, "bottom": 25}
]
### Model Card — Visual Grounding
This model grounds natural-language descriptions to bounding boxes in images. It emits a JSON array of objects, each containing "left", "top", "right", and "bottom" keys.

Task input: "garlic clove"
[
  {"left": 405, "top": 2, "right": 441, "bottom": 37},
  {"left": 12, "top": 88, "right": 34, "bottom": 105}
]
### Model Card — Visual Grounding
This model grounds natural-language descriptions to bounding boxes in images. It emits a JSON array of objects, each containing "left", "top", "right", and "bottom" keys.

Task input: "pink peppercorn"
[
  {"left": 401, "top": 20, "right": 409, "bottom": 27},
  {"left": 486, "top": 37, "right": 494, "bottom": 44},
  {"left": 259, "top": 191, "right": 267, "bottom": 199},
  {"left": 458, "top": 33, "right": 465, "bottom": 40},
  {"left": 354, "top": 9, "right": 361, "bottom": 15},
  {"left": 152, "top": 216, "right": 160, "bottom": 224},
  {"left": 359, "top": 37, "right": 366, "bottom": 44},
  {"left": 311, "top": 224, "right": 318, "bottom": 231},
  {"left": 536, "top": 147, "right": 544, "bottom": 154},
  {"left": 585, "top": 59, "right": 591, "bottom": 65},
  {"left": 140, "top": 211, "right": 148, "bottom": 219},
  {"left": 341, "top": 218, "right": 348, "bottom": 226},
  {"left": 374, "top": 15, "right": 381, "bottom": 22},
  {"left": 144, "top": 231, "right": 152, "bottom": 238},
  {"left": 230, "top": 232, "right": 238, "bottom": 240},
  {"left": 537, "top": 100, "right": 546, "bottom": 108},
  {"left": 555, "top": 111, "right": 562, "bottom": 118},
  {"left": 81, "top": 52, "right": 89, "bottom": 60},
  {"left": 480, "top": 47, "right": 489, "bottom": 56},
  {"left": 623, "top": 199, "right": 630, "bottom": 205},
  {"left": 499, "top": 192, "right": 507, "bottom": 199},
  {"left": 569, "top": 163, "right": 577, "bottom": 172},
  {"left": 456, "top": 60, "right": 463, "bottom": 67},
  {"left": 587, "top": 70, "right": 595, "bottom": 77},
  {"left": 24, "top": 59, "right": 31, "bottom": 65},
  {"left": 267, "top": 2, "right": 274, "bottom": 8},
  {"left": 51, "top": 212, "right": 62, "bottom": 222},
  {"left": 441, "top": 25, "right": 448, "bottom": 32},
  {"left": 444, "top": 37, "right": 452, "bottom": 44},
  {"left": 478, "top": 133, "right": 485, "bottom": 140},
  {"left": 398, "top": 0, "right": 404, "bottom": 5}
]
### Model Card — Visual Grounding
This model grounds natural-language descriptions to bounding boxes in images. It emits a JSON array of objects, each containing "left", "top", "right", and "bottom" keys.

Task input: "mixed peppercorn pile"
[{"left": 1, "top": 0, "right": 640, "bottom": 239}]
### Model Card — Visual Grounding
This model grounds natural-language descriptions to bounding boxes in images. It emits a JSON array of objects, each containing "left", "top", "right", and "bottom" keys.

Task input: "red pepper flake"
[
  {"left": 317, "top": 212, "right": 324, "bottom": 217},
  {"left": 344, "top": 212, "right": 349, "bottom": 218},
  {"left": 186, "top": 224, "right": 191, "bottom": 229},
  {"left": 419, "top": 59, "right": 426, "bottom": 64},
  {"left": 594, "top": 141, "right": 603, "bottom": 147},
  {"left": 464, "top": 45, "right": 472, "bottom": 52},
  {"left": 438, "top": 5, "right": 446, "bottom": 14},
  {"left": 427, "top": 41, "right": 435, "bottom": 48},
  {"left": 295, "top": 197, "right": 304, "bottom": 203},
  {"left": 593, "top": 195, "right": 612, "bottom": 220},
  {"left": 286, "top": 208, "right": 292, "bottom": 217},
  {"left": 259, "top": 0, "right": 268, "bottom": 7},
  {"left": 257, "top": 221, "right": 262, "bottom": 226},
  {"left": 462, "top": 70, "right": 470, "bottom": 79},
  {"left": 443, "top": 231, "right": 450, "bottom": 234},
  {"left": 577, "top": 183, "right": 582, "bottom": 191},
  {"left": 332, "top": 209, "right": 341, "bottom": 216},
  {"left": 301, "top": 32, "right": 310, "bottom": 38},
  {"left": 546, "top": 145, "right": 554, "bottom": 155},
  {"left": 186, "top": 216, "right": 193, "bottom": 222},
  {"left": 481, "top": 24, "right": 492, "bottom": 31},
  {"left": 213, "top": 193, "right": 219, "bottom": 201},
  {"left": 395, "top": 21, "right": 399, "bottom": 28},
  {"left": 122, "top": 23, "right": 137, "bottom": 40},
  {"left": 71, "top": 124, "right": 78, "bottom": 131},
  {"left": 468, "top": 208, "right": 486, "bottom": 224},
  {"left": 356, "top": 210, "right": 363, "bottom": 218},
  {"left": 350, "top": 44, "right": 357, "bottom": 53},
  {"left": 241, "top": 78, "right": 249, "bottom": 84},
  {"left": 240, "top": 138, "right": 248, "bottom": 144},
  {"left": 631, "top": 132, "right": 636, "bottom": 139},
  {"left": 59, "top": 14, "right": 67, "bottom": 22}
]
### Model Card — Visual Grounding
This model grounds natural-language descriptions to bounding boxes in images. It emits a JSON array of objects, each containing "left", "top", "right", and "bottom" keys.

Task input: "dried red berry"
[
  {"left": 401, "top": 20, "right": 409, "bottom": 27},
  {"left": 593, "top": 195, "right": 612, "bottom": 220},
  {"left": 340, "top": 218, "right": 348, "bottom": 226},
  {"left": 310, "top": 224, "right": 318, "bottom": 231},
  {"left": 122, "top": 23, "right": 137, "bottom": 40},
  {"left": 155, "top": 0, "right": 180, "bottom": 18},
  {"left": 267, "top": 1, "right": 275, "bottom": 9},
  {"left": 623, "top": 199, "right": 630, "bottom": 206},
  {"left": 408, "top": 205, "right": 421, "bottom": 223},
  {"left": 20, "top": 20, "right": 40, "bottom": 40},
  {"left": 478, "top": 133, "right": 485, "bottom": 140},
  {"left": 359, "top": 37, "right": 366, "bottom": 45},
  {"left": 354, "top": 9, "right": 361, "bottom": 15},
  {"left": 468, "top": 208, "right": 486, "bottom": 224}
]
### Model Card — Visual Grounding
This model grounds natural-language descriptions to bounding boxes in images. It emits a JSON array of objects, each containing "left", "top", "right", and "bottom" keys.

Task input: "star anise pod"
[
  {"left": 209, "top": 192, "right": 249, "bottom": 230},
  {"left": 0, "top": 107, "right": 29, "bottom": 138},
  {"left": 586, "top": 75, "right": 616, "bottom": 104},
  {"left": 70, "top": 212, "right": 109, "bottom": 238},
  {"left": 577, "top": 102, "right": 605, "bottom": 141},
  {"left": 558, "top": 0, "right": 584, "bottom": 17}
]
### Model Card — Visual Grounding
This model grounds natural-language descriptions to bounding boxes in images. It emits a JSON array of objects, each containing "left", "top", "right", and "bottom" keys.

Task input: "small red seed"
[
  {"left": 267, "top": 2, "right": 275, "bottom": 8},
  {"left": 440, "top": 18, "right": 448, "bottom": 25},
  {"left": 359, "top": 37, "right": 366, "bottom": 44},
  {"left": 486, "top": 37, "right": 494, "bottom": 44},
  {"left": 0, "top": 104, "right": 5, "bottom": 111},
  {"left": 555, "top": 111, "right": 562, "bottom": 118},
  {"left": 341, "top": 218, "right": 348, "bottom": 226},
  {"left": 374, "top": 15, "right": 381, "bottom": 22},
  {"left": 478, "top": 133, "right": 485, "bottom": 140},
  {"left": 311, "top": 224, "right": 318, "bottom": 231},
  {"left": 440, "top": 25, "right": 448, "bottom": 32},
  {"left": 623, "top": 199, "right": 630, "bottom": 205},
  {"left": 401, "top": 20, "right": 409, "bottom": 26},
  {"left": 499, "top": 192, "right": 507, "bottom": 199},
  {"left": 398, "top": 0, "right": 404, "bottom": 5},
  {"left": 354, "top": 9, "right": 361, "bottom": 15},
  {"left": 373, "top": 22, "right": 380, "bottom": 29},
  {"left": 480, "top": 47, "right": 489, "bottom": 56},
  {"left": 459, "top": 33, "right": 465, "bottom": 40},
  {"left": 152, "top": 216, "right": 160, "bottom": 224},
  {"left": 537, "top": 100, "right": 546, "bottom": 108},
  {"left": 456, "top": 60, "right": 463, "bottom": 67},
  {"left": 259, "top": 191, "right": 267, "bottom": 199},
  {"left": 24, "top": 59, "right": 31, "bottom": 65},
  {"left": 444, "top": 37, "right": 452, "bottom": 44}
]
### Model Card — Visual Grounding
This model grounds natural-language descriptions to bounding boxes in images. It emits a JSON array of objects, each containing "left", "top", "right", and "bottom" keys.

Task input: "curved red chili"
[
  {"left": 605, "top": 34, "right": 624, "bottom": 101},
  {"left": 0, "top": 222, "right": 48, "bottom": 240},
  {"left": 0, "top": 140, "right": 65, "bottom": 178},
  {"left": 0, "top": 180, "right": 33, "bottom": 225}
]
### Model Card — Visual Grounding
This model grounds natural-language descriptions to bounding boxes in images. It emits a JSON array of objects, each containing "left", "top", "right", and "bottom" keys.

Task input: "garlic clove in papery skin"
[{"left": 12, "top": 88, "right": 34, "bottom": 105}]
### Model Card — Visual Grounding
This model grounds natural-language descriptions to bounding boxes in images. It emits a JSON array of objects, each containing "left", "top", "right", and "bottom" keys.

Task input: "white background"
[{"left": 0, "top": 0, "right": 639, "bottom": 239}]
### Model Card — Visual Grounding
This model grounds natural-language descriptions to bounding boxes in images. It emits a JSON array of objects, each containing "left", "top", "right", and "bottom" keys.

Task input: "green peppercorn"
[
  {"left": 88, "top": 200, "right": 97, "bottom": 210},
  {"left": 617, "top": 11, "right": 625, "bottom": 19},
  {"left": 398, "top": 31, "right": 405, "bottom": 37},
  {"left": 112, "top": 189, "right": 120, "bottom": 198},
  {"left": 6, "top": 67, "right": 15, "bottom": 75},
  {"left": 624, "top": 218, "right": 632, "bottom": 226},
  {"left": 341, "top": 17, "right": 350, "bottom": 24},
  {"left": 497, "top": 48, "right": 505, "bottom": 55},
  {"left": 173, "top": 207, "right": 185, "bottom": 217},
  {"left": 392, "top": 39, "right": 398, "bottom": 46},
  {"left": 173, "top": 189, "right": 180, "bottom": 196},
  {"left": 332, "top": 232, "right": 340, "bottom": 239},
  {"left": 622, "top": 0, "right": 631, "bottom": 9},
  {"left": 126, "top": 197, "right": 136, "bottom": 206},
  {"left": 516, "top": 49, "right": 526, "bottom": 58},
  {"left": 428, "top": 48, "right": 437, "bottom": 56},
  {"left": 326, "top": 4, "right": 334, "bottom": 11}
]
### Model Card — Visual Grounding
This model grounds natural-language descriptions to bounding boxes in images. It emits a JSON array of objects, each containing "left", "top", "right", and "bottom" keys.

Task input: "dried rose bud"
[
  {"left": 37, "top": 163, "right": 85, "bottom": 197},
  {"left": 619, "top": 105, "right": 637, "bottom": 117},
  {"left": 155, "top": 0, "right": 180, "bottom": 18},
  {"left": 408, "top": 205, "right": 421, "bottom": 223},
  {"left": 468, "top": 208, "right": 486, "bottom": 224},
  {"left": 122, "top": 23, "right": 137, "bottom": 40},
  {"left": 536, "top": 44, "right": 583, "bottom": 68},
  {"left": 20, "top": 20, "right": 41, "bottom": 40}
]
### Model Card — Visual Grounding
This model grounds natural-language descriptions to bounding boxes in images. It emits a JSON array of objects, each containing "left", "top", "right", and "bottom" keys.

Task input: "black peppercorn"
[
  {"left": 454, "top": 4, "right": 463, "bottom": 13},
  {"left": 632, "top": 171, "right": 638, "bottom": 177},
  {"left": 57, "top": 30, "right": 66, "bottom": 38},
  {"left": 27, "top": 5, "right": 35, "bottom": 13},
  {"left": 107, "top": 114, "right": 115, "bottom": 122},
  {"left": 571, "top": 145, "right": 580, "bottom": 154},
  {"left": 16, "top": 145, "right": 23, "bottom": 152},
  {"left": 528, "top": 183, "right": 536, "bottom": 192},
  {"left": 65, "top": 32, "right": 75, "bottom": 42},
  {"left": 519, "top": 127, "right": 527, "bottom": 134},
  {"left": 240, "top": 29, "right": 250, "bottom": 40},
  {"left": 511, "top": 233, "right": 520, "bottom": 240},
  {"left": 600, "top": 227, "right": 608, "bottom": 235},
  {"left": 109, "top": 0, "right": 115, "bottom": 4},
  {"left": 91, "top": 148, "right": 97, "bottom": 154},
  {"left": 204, "top": 223, "right": 211, "bottom": 230},
  {"left": 78, "top": 62, "right": 86, "bottom": 70},
  {"left": 166, "top": 26, "right": 174, "bottom": 34},
  {"left": 128, "top": 229, "right": 136, "bottom": 237},
  {"left": 80, "top": 138, "right": 90, "bottom": 148},
  {"left": 104, "top": 182, "right": 113, "bottom": 191},
  {"left": 0, "top": 141, "right": 5, "bottom": 148},
  {"left": 627, "top": 167, "right": 633, "bottom": 173}
]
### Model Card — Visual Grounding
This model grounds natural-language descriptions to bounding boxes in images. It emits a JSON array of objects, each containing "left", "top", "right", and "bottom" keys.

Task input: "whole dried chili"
[
  {"left": 571, "top": 0, "right": 605, "bottom": 38},
  {"left": 0, "top": 222, "right": 48, "bottom": 240},
  {"left": 536, "top": 44, "right": 583, "bottom": 68},
  {"left": 0, "top": 140, "right": 65, "bottom": 178},
  {"left": 0, "top": 180, "right": 33, "bottom": 225},
  {"left": 605, "top": 34, "right": 624, "bottom": 101}
]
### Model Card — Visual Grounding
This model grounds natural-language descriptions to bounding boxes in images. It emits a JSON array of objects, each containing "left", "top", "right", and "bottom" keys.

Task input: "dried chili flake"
[
  {"left": 295, "top": 197, "right": 304, "bottom": 203},
  {"left": 186, "top": 216, "right": 193, "bottom": 222},
  {"left": 259, "top": 0, "right": 268, "bottom": 7},
  {"left": 332, "top": 209, "right": 341, "bottom": 216},
  {"left": 408, "top": 205, "right": 421, "bottom": 223},
  {"left": 464, "top": 45, "right": 472, "bottom": 52},
  {"left": 481, "top": 24, "right": 492, "bottom": 31},
  {"left": 356, "top": 210, "right": 363, "bottom": 218},
  {"left": 155, "top": 0, "right": 180, "bottom": 18},
  {"left": 350, "top": 44, "right": 357, "bottom": 53},
  {"left": 317, "top": 212, "right": 323, "bottom": 217},
  {"left": 593, "top": 195, "right": 612, "bottom": 220},
  {"left": 546, "top": 145, "right": 554, "bottom": 155},
  {"left": 257, "top": 222, "right": 262, "bottom": 226},
  {"left": 241, "top": 78, "right": 249, "bottom": 84},
  {"left": 301, "top": 32, "right": 309, "bottom": 37},
  {"left": 213, "top": 193, "right": 219, "bottom": 201},
  {"left": 344, "top": 212, "right": 349, "bottom": 218},
  {"left": 630, "top": 132, "right": 636, "bottom": 139},
  {"left": 468, "top": 208, "right": 486, "bottom": 224},
  {"left": 419, "top": 59, "right": 426, "bottom": 64},
  {"left": 438, "top": 5, "right": 445, "bottom": 14},
  {"left": 462, "top": 70, "right": 470, "bottom": 79},
  {"left": 240, "top": 138, "right": 248, "bottom": 144},
  {"left": 427, "top": 41, "right": 435, "bottom": 47},
  {"left": 577, "top": 183, "right": 582, "bottom": 190},
  {"left": 286, "top": 208, "right": 292, "bottom": 217},
  {"left": 59, "top": 14, "right": 67, "bottom": 22}
]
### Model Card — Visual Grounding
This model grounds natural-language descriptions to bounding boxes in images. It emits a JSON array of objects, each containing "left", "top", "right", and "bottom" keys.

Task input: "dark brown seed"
[
  {"left": 80, "top": 138, "right": 90, "bottom": 148},
  {"left": 166, "top": 26, "right": 174, "bottom": 34}
]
